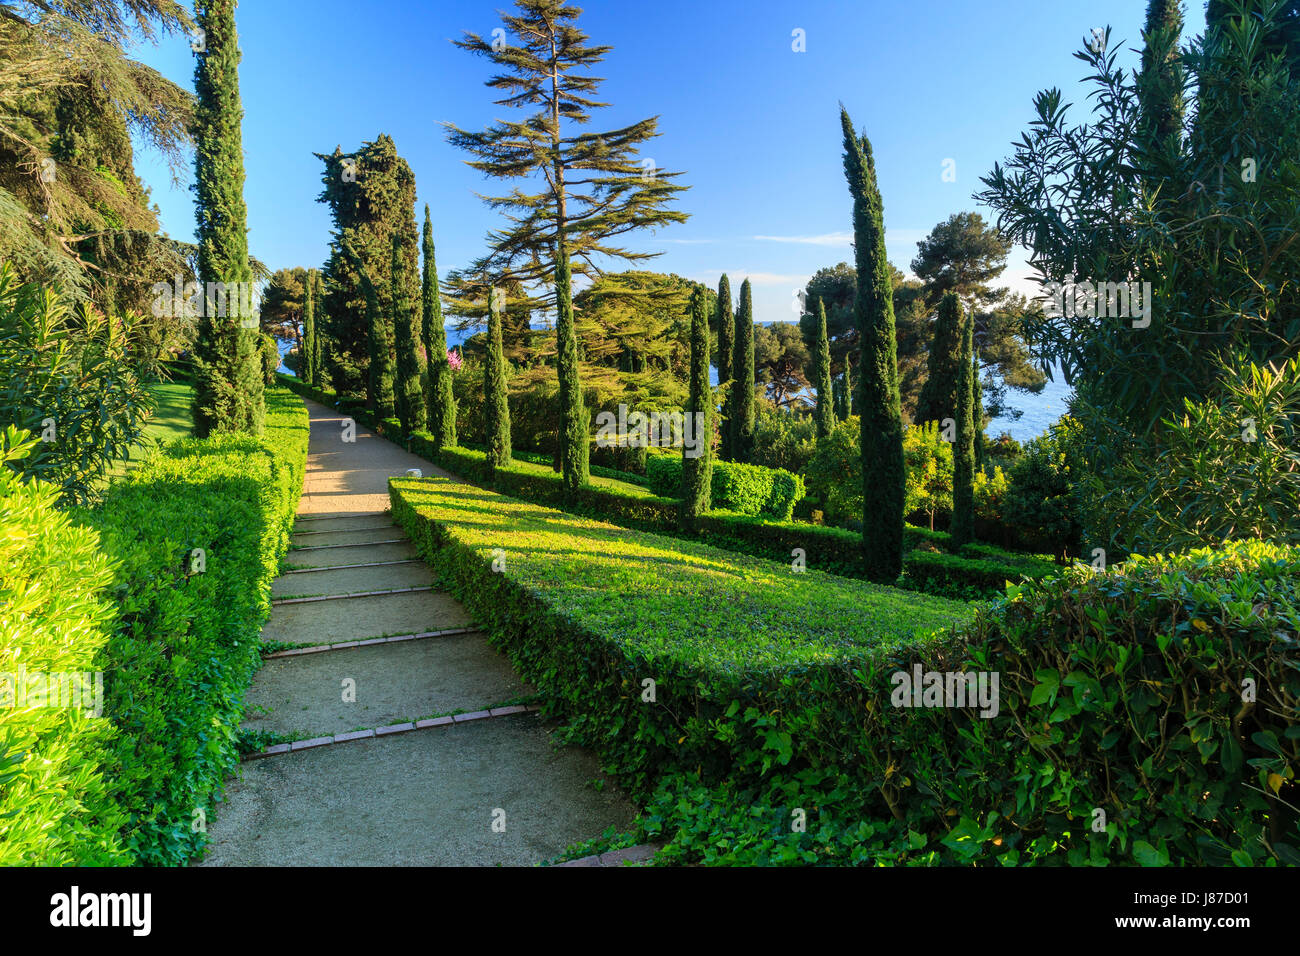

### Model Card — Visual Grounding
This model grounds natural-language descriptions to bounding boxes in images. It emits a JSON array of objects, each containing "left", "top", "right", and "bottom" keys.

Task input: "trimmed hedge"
[
  {"left": 647, "top": 455, "right": 804, "bottom": 520},
  {"left": 77, "top": 385, "right": 308, "bottom": 864},
  {"left": 389, "top": 474, "right": 973, "bottom": 796},
  {"left": 0, "top": 433, "right": 130, "bottom": 865},
  {"left": 391, "top": 474, "right": 1300, "bottom": 867}
]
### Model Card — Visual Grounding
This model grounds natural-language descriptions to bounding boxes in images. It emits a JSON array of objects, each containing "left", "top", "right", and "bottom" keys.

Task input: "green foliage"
[
  {"left": 555, "top": 244, "right": 589, "bottom": 497},
  {"left": 421, "top": 205, "right": 455, "bottom": 449},
  {"left": 0, "top": 265, "right": 152, "bottom": 504},
  {"left": 258, "top": 333, "right": 279, "bottom": 384},
  {"left": 1115, "top": 357, "right": 1300, "bottom": 554},
  {"left": 391, "top": 230, "right": 426, "bottom": 436},
  {"left": 716, "top": 274, "right": 734, "bottom": 458},
  {"left": 1005, "top": 421, "right": 1083, "bottom": 559},
  {"left": 301, "top": 267, "right": 317, "bottom": 387},
  {"left": 915, "top": 288, "right": 965, "bottom": 427},
  {"left": 952, "top": 299, "right": 975, "bottom": 546},
  {"left": 682, "top": 286, "right": 712, "bottom": 521},
  {"left": 812, "top": 297, "right": 833, "bottom": 439},
  {"left": 804, "top": 417, "right": 863, "bottom": 525},
  {"left": 484, "top": 288, "right": 511, "bottom": 470},
  {"left": 77, "top": 385, "right": 308, "bottom": 864},
  {"left": 841, "top": 106, "right": 905, "bottom": 582},
  {"left": 904, "top": 421, "right": 954, "bottom": 531},
  {"left": 730, "top": 280, "right": 756, "bottom": 461},
  {"left": 750, "top": 405, "right": 817, "bottom": 475},
  {"left": 191, "top": 0, "right": 263, "bottom": 438},
  {"left": 648, "top": 455, "right": 804, "bottom": 521},
  {"left": 0, "top": 426, "right": 130, "bottom": 865}
]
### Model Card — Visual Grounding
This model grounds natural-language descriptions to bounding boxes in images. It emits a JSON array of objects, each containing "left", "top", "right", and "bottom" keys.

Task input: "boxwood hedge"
[
  {"left": 75, "top": 385, "right": 308, "bottom": 864},
  {"left": 390, "top": 473, "right": 1300, "bottom": 867},
  {"left": 647, "top": 455, "right": 805, "bottom": 520}
]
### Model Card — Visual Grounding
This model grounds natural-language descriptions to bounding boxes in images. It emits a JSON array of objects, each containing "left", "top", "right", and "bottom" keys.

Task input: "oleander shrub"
[
  {"left": 0, "top": 427, "right": 130, "bottom": 865},
  {"left": 76, "top": 385, "right": 308, "bottom": 864},
  {"left": 646, "top": 455, "right": 804, "bottom": 520}
]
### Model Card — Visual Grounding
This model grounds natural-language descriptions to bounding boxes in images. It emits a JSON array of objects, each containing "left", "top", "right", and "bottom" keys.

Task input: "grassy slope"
[
  {"left": 392, "top": 475, "right": 974, "bottom": 671},
  {"left": 107, "top": 382, "right": 194, "bottom": 479}
]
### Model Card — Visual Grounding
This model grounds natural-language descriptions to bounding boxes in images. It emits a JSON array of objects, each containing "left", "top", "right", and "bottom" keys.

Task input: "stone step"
[
  {"left": 294, "top": 513, "right": 394, "bottom": 533},
  {"left": 271, "top": 562, "right": 433, "bottom": 600},
  {"left": 241, "top": 632, "right": 529, "bottom": 739},
  {"left": 259, "top": 589, "right": 471, "bottom": 646},
  {"left": 282, "top": 541, "right": 418, "bottom": 569},
  {"left": 291, "top": 526, "right": 406, "bottom": 549},
  {"left": 199, "top": 713, "right": 635, "bottom": 866}
]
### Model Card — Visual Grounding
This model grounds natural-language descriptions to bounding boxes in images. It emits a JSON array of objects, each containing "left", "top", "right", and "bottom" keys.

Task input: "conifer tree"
[
  {"left": 731, "top": 278, "right": 756, "bottom": 461},
  {"left": 841, "top": 105, "right": 904, "bottom": 582},
  {"left": 342, "top": 242, "right": 394, "bottom": 418},
  {"left": 914, "top": 291, "right": 963, "bottom": 426},
  {"left": 303, "top": 267, "right": 317, "bottom": 386},
  {"left": 952, "top": 298, "right": 976, "bottom": 547},
  {"left": 190, "top": 0, "right": 263, "bottom": 437},
  {"left": 1137, "top": 0, "right": 1185, "bottom": 155},
  {"left": 716, "top": 274, "right": 735, "bottom": 459},
  {"left": 446, "top": 0, "right": 687, "bottom": 501},
  {"left": 484, "top": 285, "right": 512, "bottom": 471},
  {"left": 813, "top": 296, "right": 834, "bottom": 440},
  {"left": 312, "top": 270, "right": 325, "bottom": 386},
  {"left": 392, "top": 231, "right": 426, "bottom": 434},
  {"left": 422, "top": 205, "right": 456, "bottom": 448},
  {"left": 682, "top": 285, "right": 712, "bottom": 522},
  {"left": 972, "top": 353, "right": 985, "bottom": 470}
]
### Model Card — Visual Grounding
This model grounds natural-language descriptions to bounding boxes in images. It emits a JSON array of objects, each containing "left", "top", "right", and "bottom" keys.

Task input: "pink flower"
[{"left": 447, "top": 348, "right": 462, "bottom": 371}]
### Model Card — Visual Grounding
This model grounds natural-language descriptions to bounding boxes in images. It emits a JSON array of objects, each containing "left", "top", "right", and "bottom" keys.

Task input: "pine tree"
[
  {"left": 302, "top": 267, "right": 317, "bottom": 386},
  {"left": 914, "top": 290, "right": 964, "bottom": 426},
  {"left": 841, "top": 106, "right": 905, "bottom": 582},
  {"left": 952, "top": 298, "right": 976, "bottom": 547},
  {"left": 731, "top": 278, "right": 756, "bottom": 461},
  {"left": 813, "top": 296, "right": 834, "bottom": 440},
  {"left": 190, "top": 0, "right": 263, "bottom": 437},
  {"left": 682, "top": 285, "right": 713, "bottom": 522},
  {"left": 392, "top": 231, "right": 426, "bottom": 434},
  {"left": 484, "top": 285, "right": 512, "bottom": 471},
  {"left": 422, "top": 205, "right": 456, "bottom": 448},
  {"left": 445, "top": 0, "right": 687, "bottom": 501},
  {"left": 716, "top": 274, "right": 735, "bottom": 459}
]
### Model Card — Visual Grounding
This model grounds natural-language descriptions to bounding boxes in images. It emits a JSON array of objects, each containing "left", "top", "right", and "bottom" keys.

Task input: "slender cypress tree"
[
  {"left": 554, "top": 236, "right": 588, "bottom": 492},
  {"left": 303, "top": 267, "right": 317, "bottom": 386},
  {"left": 914, "top": 292, "right": 963, "bottom": 426},
  {"left": 841, "top": 105, "right": 905, "bottom": 582},
  {"left": 422, "top": 205, "right": 456, "bottom": 448},
  {"left": 484, "top": 285, "right": 512, "bottom": 471},
  {"left": 682, "top": 285, "right": 712, "bottom": 523},
  {"left": 813, "top": 296, "right": 834, "bottom": 440},
  {"left": 952, "top": 299, "right": 976, "bottom": 547},
  {"left": 716, "top": 274, "right": 735, "bottom": 459},
  {"left": 844, "top": 354, "right": 854, "bottom": 416},
  {"left": 731, "top": 278, "right": 756, "bottom": 462},
  {"left": 392, "top": 231, "right": 426, "bottom": 434},
  {"left": 972, "top": 353, "right": 985, "bottom": 470},
  {"left": 1137, "top": 0, "right": 1185, "bottom": 155},
  {"left": 190, "top": 0, "right": 263, "bottom": 437},
  {"left": 312, "top": 270, "right": 325, "bottom": 386}
]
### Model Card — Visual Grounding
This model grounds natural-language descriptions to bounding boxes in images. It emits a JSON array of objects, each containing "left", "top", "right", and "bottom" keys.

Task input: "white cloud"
[
  {"left": 753, "top": 232, "right": 852, "bottom": 246},
  {"left": 690, "top": 271, "right": 810, "bottom": 287}
]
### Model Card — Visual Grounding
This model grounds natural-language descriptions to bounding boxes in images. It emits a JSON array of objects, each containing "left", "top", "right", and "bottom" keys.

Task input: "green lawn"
[{"left": 107, "top": 382, "right": 193, "bottom": 479}]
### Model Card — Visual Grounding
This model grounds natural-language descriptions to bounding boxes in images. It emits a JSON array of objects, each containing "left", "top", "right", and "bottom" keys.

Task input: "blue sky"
[{"left": 129, "top": 0, "right": 1208, "bottom": 327}]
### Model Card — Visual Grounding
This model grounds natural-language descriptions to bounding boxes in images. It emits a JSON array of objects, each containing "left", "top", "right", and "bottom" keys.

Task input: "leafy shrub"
[
  {"left": 904, "top": 421, "right": 954, "bottom": 531},
  {"left": 974, "top": 465, "right": 1009, "bottom": 522},
  {"left": 750, "top": 406, "right": 818, "bottom": 475},
  {"left": 803, "top": 417, "right": 861, "bottom": 524},
  {"left": 76, "top": 385, "right": 308, "bottom": 864},
  {"left": 0, "top": 427, "right": 130, "bottom": 865},
  {"left": 647, "top": 455, "right": 804, "bottom": 520},
  {"left": 0, "top": 265, "right": 152, "bottom": 504},
  {"left": 1004, "top": 419, "right": 1082, "bottom": 560},
  {"left": 259, "top": 333, "right": 280, "bottom": 383},
  {"left": 1114, "top": 358, "right": 1300, "bottom": 555}
]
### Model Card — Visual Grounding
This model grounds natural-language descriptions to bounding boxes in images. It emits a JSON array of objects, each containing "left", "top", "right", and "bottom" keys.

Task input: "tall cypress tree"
[
  {"left": 716, "top": 274, "right": 735, "bottom": 459},
  {"left": 841, "top": 106, "right": 904, "bottom": 582},
  {"left": 914, "top": 292, "right": 963, "bottom": 426},
  {"left": 446, "top": 1, "right": 687, "bottom": 502},
  {"left": 731, "top": 278, "right": 756, "bottom": 462},
  {"left": 952, "top": 298, "right": 976, "bottom": 547},
  {"left": 342, "top": 241, "right": 394, "bottom": 419},
  {"left": 422, "top": 205, "right": 456, "bottom": 448},
  {"left": 484, "top": 285, "right": 512, "bottom": 471},
  {"left": 1137, "top": 0, "right": 1185, "bottom": 155},
  {"left": 190, "top": 0, "right": 263, "bottom": 437},
  {"left": 972, "top": 353, "right": 985, "bottom": 470},
  {"left": 813, "top": 296, "right": 834, "bottom": 440},
  {"left": 392, "top": 231, "right": 426, "bottom": 434},
  {"left": 312, "top": 270, "right": 325, "bottom": 386},
  {"left": 682, "top": 285, "right": 713, "bottom": 523},
  {"left": 302, "top": 267, "right": 317, "bottom": 386}
]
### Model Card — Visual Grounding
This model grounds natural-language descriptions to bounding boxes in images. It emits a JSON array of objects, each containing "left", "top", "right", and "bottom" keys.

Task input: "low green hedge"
[
  {"left": 0, "top": 430, "right": 130, "bottom": 865},
  {"left": 77, "top": 386, "right": 309, "bottom": 864},
  {"left": 647, "top": 455, "right": 805, "bottom": 520},
  {"left": 391, "top": 474, "right": 1300, "bottom": 867},
  {"left": 389, "top": 475, "right": 973, "bottom": 798}
]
